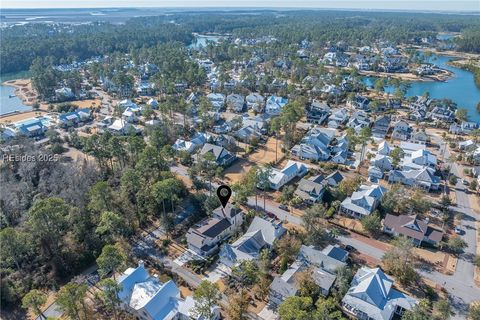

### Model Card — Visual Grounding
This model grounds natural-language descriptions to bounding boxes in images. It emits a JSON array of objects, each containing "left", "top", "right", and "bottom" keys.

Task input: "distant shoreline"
[
  {"left": 1, "top": 79, "right": 38, "bottom": 106},
  {"left": 1, "top": 7, "right": 479, "bottom": 14}
]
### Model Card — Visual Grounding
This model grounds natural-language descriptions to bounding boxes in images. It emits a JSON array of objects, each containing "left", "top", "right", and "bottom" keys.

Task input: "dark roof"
[
  {"left": 326, "top": 171, "right": 344, "bottom": 184},
  {"left": 323, "top": 245, "right": 349, "bottom": 262},
  {"left": 197, "top": 218, "right": 231, "bottom": 238},
  {"left": 310, "top": 174, "right": 325, "bottom": 184},
  {"left": 296, "top": 178, "right": 326, "bottom": 196},
  {"left": 384, "top": 214, "right": 443, "bottom": 243}
]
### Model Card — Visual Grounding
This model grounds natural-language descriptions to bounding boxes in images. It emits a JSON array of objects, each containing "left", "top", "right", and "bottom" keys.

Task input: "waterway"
[
  {"left": 0, "top": 85, "right": 31, "bottom": 116},
  {"left": 188, "top": 34, "right": 223, "bottom": 49},
  {"left": 363, "top": 55, "right": 480, "bottom": 123}
]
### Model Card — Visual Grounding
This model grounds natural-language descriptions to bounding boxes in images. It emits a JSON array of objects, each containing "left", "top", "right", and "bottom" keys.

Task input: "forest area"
[
  {"left": 1, "top": 10, "right": 480, "bottom": 75},
  {"left": 0, "top": 122, "right": 201, "bottom": 315}
]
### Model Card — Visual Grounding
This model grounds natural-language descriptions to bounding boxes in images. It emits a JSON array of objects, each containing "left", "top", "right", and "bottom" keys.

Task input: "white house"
[
  {"left": 206, "top": 93, "right": 226, "bottom": 111},
  {"left": 172, "top": 132, "right": 211, "bottom": 153},
  {"left": 370, "top": 154, "right": 393, "bottom": 171},
  {"left": 108, "top": 119, "right": 139, "bottom": 135},
  {"left": 294, "top": 175, "right": 327, "bottom": 203},
  {"left": 402, "top": 149, "right": 436, "bottom": 170},
  {"left": 118, "top": 99, "right": 137, "bottom": 110},
  {"left": 265, "top": 160, "right": 308, "bottom": 190},
  {"left": 347, "top": 111, "right": 370, "bottom": 133},
  {"left": 219, "top": 216, "right": 286, "bottom": 268},
  {"left": 328, "top": 109, "right": 349, "bottom": 128},
  {"left": 291, "top": 127, "right": 336, "bottom": 161},
  {"left": 391, "top": 121, "right": 411, "bottom": 141},
  {"left": 388, "top": 167, "right": 441, "bottom": 191},
  {"left": 368, "top": 166, "right": 384, "bottom": 179},
  {"left": 340, "top": 184, "right": 386, "bottom": 219},
  {"left": 269, "top": 245, "right": 348, "bottom": 306},
  {"left": 378, "top": 140, "right": 391, "bottom": 156},
  {"left": 342, "top": 267, "right": 417, "bottom": 320},
  {"left": 118, "top": 261, "right": 220, "bottom": 320},
  {"left": 226, "top": 94, "right": 245, "bottom": 113},
  {"left": 399, "top": 141, "right": 426, "bottom": 156},
  {"left": 122, "top": 107, "right": 139, "bottom": 123},
  {"left": 265, "top": 95, "right": 288, "bottom": 116},
  {"left": 331, "top": 149, "right": 348, "bottom": 164},
  {"left": 246, "top": 93, "right": 265, "bottom": 112}
]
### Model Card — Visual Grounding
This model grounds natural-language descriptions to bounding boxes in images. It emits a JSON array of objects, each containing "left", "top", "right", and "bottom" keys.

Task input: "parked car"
[
  {"left": 454, "top": 226, "right": 463, "bottom": 235},
  {"left": 266, "top": 212, "right": 277, "bottom": 219},
  {"left": 462, "top": 179, "right": 469, "bottom": 186},
  {"left": 345, "top": 245, "right": 356, "bottom": 252},
  {"left": 279, "top": 204, "right": 290, "bottom": 211}
]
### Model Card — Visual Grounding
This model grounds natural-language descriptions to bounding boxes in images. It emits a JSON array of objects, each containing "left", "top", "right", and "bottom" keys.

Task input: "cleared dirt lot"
[{"left": 223, "top": 137, "right": 284, "bottom": 183}]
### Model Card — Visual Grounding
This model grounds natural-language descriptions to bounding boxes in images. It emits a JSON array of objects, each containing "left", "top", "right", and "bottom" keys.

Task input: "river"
[
  {"left": 188, "top": 34, "right": 223, "bottom": 49},
  {"left": 0, "top": 85, "right": 31, "bottom": 116},
  {"left": 363, "top": 55, "right": 480, "bottom": 123}
]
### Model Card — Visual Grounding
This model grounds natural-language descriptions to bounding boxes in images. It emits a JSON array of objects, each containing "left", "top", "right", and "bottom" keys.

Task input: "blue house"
[
  {"left": 17, "top": 120, "right": 47, "bottom": 137},
  {"left": 57, "top": 108, "right": 92, "bottom": 127}
]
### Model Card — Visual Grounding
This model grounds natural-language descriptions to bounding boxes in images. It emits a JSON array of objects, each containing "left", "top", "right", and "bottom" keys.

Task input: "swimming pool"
[{"left": 14, "top": 116, "right": 52, "bottom": 128}]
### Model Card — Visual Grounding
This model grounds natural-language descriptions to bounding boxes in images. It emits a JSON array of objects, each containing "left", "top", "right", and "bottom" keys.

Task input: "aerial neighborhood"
[{"left": 1, "top": 8, "right": 480, "bottom": 320}]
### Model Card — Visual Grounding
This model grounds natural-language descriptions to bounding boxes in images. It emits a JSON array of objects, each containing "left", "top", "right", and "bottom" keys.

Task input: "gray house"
[
  {"left": 197, "top": 143, "right": 236, "bottom": 167},
  {"left": 371, "top": 116, "right": 391, "bottom": 139},
  {"left": 383, "top": 214, "right": 443, "bottom": 246},
  {"left": 269, "top": 245, "right": 348, "bottom": 307},
  {"left": 219, "top": 216, "right": 286, "bottom": 268},
  {"left": 186, "top": 205, "right": 244, "bottom": 256},
  {"left": 294, "top": 175, "right": 328, "bottom": 203}
]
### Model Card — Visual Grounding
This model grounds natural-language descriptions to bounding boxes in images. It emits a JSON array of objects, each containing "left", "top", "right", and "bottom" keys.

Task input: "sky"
[{"left": 1, "top": 0, "right": 479, "bottom": 11}]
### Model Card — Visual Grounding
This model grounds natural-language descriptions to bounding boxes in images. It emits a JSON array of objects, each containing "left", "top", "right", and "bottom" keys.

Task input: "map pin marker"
[{"left": 216, "top": 185, "right": 232, "bottom": 208}]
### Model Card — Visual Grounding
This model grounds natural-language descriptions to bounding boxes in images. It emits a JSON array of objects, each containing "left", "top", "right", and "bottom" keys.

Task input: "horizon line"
[{"left": 1, "top": 6, "right": 479, "bottom": 13}]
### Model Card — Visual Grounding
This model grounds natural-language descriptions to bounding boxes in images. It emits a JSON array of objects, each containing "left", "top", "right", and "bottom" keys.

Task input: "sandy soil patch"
[
  {"left": 476, "top": 221, "right": 480, "bottom": 286},
  {"left": 26, "top": 292, "right": 57, "bottom": 320},
  {"left": 37, "top": 99, "right": 102, "bottom": 111},
  {"left": 331, "top": 216, "right": 365, "bottom": 234},
  {"left": 223, "top": 137, "right": 284, "bottom": 183},
  {"left": 249, "top": 137, "right": 284, "bottom": 164},
  {"left": 217, "top": 279, "right": 227, "bottom": 293},
  {"left": 3, "top": 79, "right": 38, "bottom": 106},
  {"left": 63, "top": 147, "right": 88, "bottom": 162},
  {"left": 0, "top": 110, "right": 47, "bottom": 124},
  {"left": 358, "top": 69, "right": 453, "bottom": 82},
  {"left": 180, "top": 286, "right": 193, "bottom": 298},
  {"left": 429, "top": 48, "right": 480, "bottom": 60},
  {"left": 414, "top": 247, "right": 456, "bottom": 274},
  {"left": 248, "top": 299, "right": 267, "bottom": 315}
]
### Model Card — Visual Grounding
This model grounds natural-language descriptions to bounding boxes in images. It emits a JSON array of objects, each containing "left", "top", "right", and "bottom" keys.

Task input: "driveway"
[
  {"left": 246, "top": 197, "right": 302, "bottom": 225},
  {"left": 205, "top": 262, "right": 232, "bottom": 283},
  {"left": 170, "top": 144, "right": 480, "bottom": 318},
  {"left": 258, "top": 189, "right": 480, "bottom": 318}
]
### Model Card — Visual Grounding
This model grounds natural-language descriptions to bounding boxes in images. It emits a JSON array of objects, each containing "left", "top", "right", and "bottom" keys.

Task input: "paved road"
[
  {"left": 35, "top": 265, "right": 100, "bottom": 320},
  {"left": 36, "top": 303, "right": 63, "bottom": 320},
  {"left": 435, "top": 135, "right": 480, "bottom": 311},
  {"left": 132, "top": 226, "right": 203, "bottom": 288},
  {"left": 172, "top": 144, "right": 480, "bottom": 318}
]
